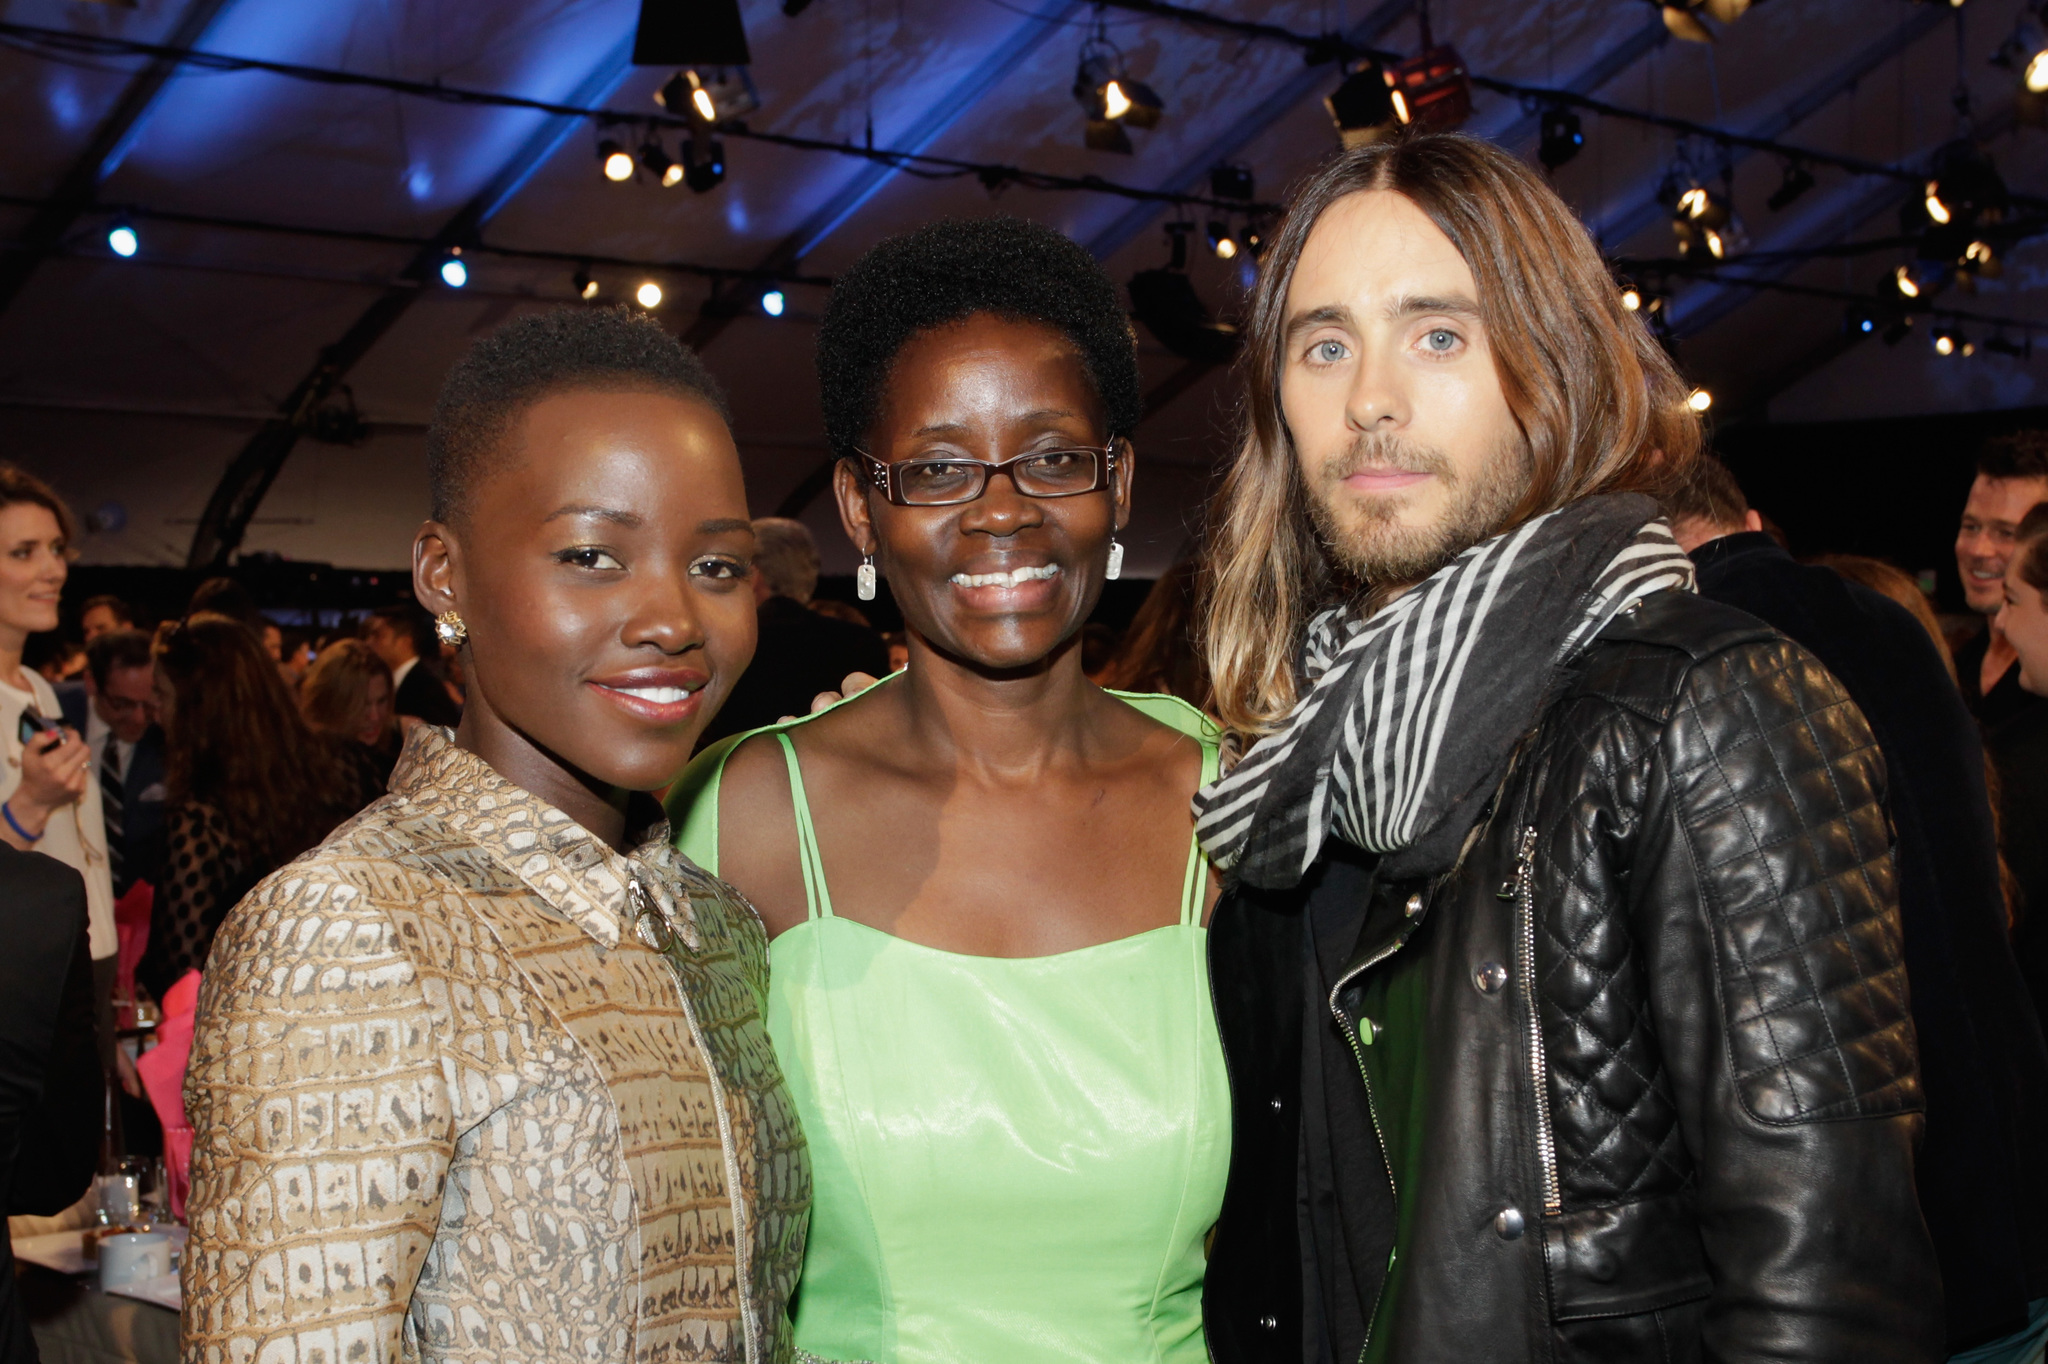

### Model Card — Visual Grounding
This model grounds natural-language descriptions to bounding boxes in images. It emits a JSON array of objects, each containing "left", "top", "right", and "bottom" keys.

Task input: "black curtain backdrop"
[{"left": 1717, "top": 405, "right": 2048, "bottom": 614}]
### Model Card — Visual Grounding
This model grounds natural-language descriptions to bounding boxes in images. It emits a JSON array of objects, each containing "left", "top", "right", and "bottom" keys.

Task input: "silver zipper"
[
  {"left": 639, "top": 881, "right": 764, "bottom": 1363},
  {"left": 1512, "top": 826, "right": 1562, "bottom": 1217},
  {"left": 1329, "top": 907, "right": 1411, "bottom": 1363}
]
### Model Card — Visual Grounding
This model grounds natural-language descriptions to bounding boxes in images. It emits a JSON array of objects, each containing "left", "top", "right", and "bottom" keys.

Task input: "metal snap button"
[
  {"left": 1494, "top": 1207, "right": 1526, "bottom": 1240},
  {"left": 1404, "top": 892, "right": 1424, "bottom": 918},
  {"left": 1269, "top": 1095, "right": 1284, "bottom": 1112},
  {"left": 1257, "top": 1314, "right": 1278, "bottom": 1330},
  {"left": 1473, "top": 962, "right": 1508, "bottom": 995}
]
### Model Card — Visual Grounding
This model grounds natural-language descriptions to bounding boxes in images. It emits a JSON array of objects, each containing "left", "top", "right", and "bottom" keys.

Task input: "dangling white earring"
[
  {"left": 856, "top": 554, "right": 877, "bottom": 601},
  {"left": 1105, "top": 538, "right": 1124, "bottom": 581}
]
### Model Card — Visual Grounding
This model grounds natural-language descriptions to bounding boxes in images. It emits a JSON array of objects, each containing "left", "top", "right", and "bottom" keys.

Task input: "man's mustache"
[{"left": 1320, "top": 432, "right": 1455, "bottom": 485}]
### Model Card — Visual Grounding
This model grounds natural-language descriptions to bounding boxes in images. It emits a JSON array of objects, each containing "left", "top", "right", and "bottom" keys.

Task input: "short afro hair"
[
  {"left": 815, "top": 216, "right": 1141, "bottom": 461},
  {"left": 427, "top": 305, "right": 728, "bottom": 521}
]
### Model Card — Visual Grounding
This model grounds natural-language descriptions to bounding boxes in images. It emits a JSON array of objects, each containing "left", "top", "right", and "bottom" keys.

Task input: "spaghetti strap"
[
  {"left": 774, "top": 732, "right": 836, "bottom": 920},
  {"left": 1178, "top": 730, "right": 1223, "bottom": 928}
]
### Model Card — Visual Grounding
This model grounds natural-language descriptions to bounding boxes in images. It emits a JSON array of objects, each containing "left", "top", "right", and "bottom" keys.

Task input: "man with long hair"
[{"left": 1193, "top": 134, "right": 1939, "bottom": 1362}]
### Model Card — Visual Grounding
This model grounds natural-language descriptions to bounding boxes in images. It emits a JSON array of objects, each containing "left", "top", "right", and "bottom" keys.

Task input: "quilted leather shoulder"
[{"left": 1571, "top": 591, "right": 1779, "bottom": 724}]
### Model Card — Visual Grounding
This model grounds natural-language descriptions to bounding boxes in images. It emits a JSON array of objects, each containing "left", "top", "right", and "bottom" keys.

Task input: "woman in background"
[
  {"left": 137, "top": 613, "right": 356, "bottom": 998},
  {"left": 300, "top": 636, "right": 399, "bottom": 798},
  {"left": 0, "top": 464, "right": 117, "bottom": 1065}
]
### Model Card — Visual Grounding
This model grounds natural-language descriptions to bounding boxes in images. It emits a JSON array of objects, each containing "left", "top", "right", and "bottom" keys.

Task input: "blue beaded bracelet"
[{"left": 2, "top": 799, "right": 41, "bottom": 843}]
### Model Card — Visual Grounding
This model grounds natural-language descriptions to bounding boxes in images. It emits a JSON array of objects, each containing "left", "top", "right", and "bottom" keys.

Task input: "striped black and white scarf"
[{"left": 1193, "top": 493, "right": 1696, "bottom": 890}]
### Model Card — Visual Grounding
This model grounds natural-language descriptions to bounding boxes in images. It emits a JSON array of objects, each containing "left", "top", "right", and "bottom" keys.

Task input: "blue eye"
[
  {"left": 1423, "top": 329, "right": 1459, "bottom": 352},
  {"left": 1313, "top": 340, "right": 1348, "bottom": 363}
]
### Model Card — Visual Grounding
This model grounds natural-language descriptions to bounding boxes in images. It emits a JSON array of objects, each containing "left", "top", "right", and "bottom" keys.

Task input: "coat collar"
[{"left": 387, "top": 725, "right": 698, "bottom": 951}]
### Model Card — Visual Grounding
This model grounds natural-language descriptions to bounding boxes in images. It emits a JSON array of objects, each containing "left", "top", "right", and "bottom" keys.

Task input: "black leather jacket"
[{"left": 1204, "top": 591, "right": 1943, "bottom": 1363}]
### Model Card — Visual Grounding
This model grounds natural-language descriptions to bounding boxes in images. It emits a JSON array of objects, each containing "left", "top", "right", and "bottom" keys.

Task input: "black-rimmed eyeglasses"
[{"left": 860, "top": 447, "right": 1117, "bottom": 507}]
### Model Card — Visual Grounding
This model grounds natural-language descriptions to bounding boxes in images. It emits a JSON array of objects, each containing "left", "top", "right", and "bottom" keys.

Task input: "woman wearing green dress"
[{"left": 670, "top": 218, "right": 1229, "bottom": 1364}]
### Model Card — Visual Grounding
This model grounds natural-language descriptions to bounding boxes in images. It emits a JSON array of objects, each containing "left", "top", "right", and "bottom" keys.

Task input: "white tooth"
[{"left": 619, "top": 686, "right": 687, "bottom": 703}]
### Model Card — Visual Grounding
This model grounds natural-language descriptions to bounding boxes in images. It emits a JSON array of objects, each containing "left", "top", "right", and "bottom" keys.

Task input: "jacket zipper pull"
[{"left": 1498, "top": 826, "right": 1538, "bottom": 899}]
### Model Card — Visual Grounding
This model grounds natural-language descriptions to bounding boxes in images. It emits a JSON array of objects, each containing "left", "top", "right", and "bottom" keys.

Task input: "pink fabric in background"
[
  {"left": 135, "top": 969, "right": 201, "bottom": 1219},
  {"left": 112, "top": 881, "right": 153, "bottom": 1024}
]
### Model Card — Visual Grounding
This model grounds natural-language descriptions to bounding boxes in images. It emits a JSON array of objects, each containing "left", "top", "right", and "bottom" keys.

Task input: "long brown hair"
[
  {"left": 1098, "top": 561, "right": 1213, "bottom": 712},
  {"left": 1202, "top": 133, "right": 1703, "bottom": 738},
  {"left": 155, "top": 613, "right": 349, "bottom": 868}
]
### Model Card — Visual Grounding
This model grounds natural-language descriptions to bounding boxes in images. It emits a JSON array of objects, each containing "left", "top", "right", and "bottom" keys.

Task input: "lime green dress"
[{"left": 670, "top": 689, "right": 1230, "bottom": 1364}]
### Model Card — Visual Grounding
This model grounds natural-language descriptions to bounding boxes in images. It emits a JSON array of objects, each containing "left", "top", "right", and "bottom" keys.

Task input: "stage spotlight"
[
  {"left": 1687, "top": 387, "right": 1713, "bottom": 413},
  {"left": 1620, "top": 286, "right": 1642, "bottom": 312},
  {"left": 1208, "top": 165, "right": 1255, "bottom": 202},
  {"left": 1670, "top": 185, "right": 1741, "bottom": 260},
  {"left": 1538, "top": 107, "right": 1583, "bottom": 171},
  {"left": 640, "top": 139, "right": 684, "bottom": 187},
  {"left": 440, "top": 250, "right": 468, "bottom": 288},
  {"left": 106, "top": 215, "right": 138, "bottom": 258},
  {"left": 1325, "top": 60, "right": 1404, "bottom": 148},
  {"left": 2029, "top": 48, "right": 2048, "bottom": 92},
  {"left": 1924, "top": 141, "right": 2010, "bottom": 230},
  {"left": 1844, "top": 302, "right": 1878, "bottom": 336},
  {"left": 761, "top": 288, "right": 786, "bottom": 317},
  {"left": 1895, "top": 264, "right": 1923, "bottom": 298},
  {"left": 574, "top": 264, "right": 598, "bottom": 301},
  {"left": 684, "top": 137, "right": 727, "bottom": 192},
  {"left": 1767, "top": 162, "right": 1815, "bottom": 212},
  {"left": 636, "top": 280, "right": 663, "bottom": 309},
  {"left": 1932, "top": 327, "right": 1959, "bottom": 356},
  {"left": 1384, "top": 44, "right": 1471, "bottom": 133},
  {"left": 1207, "top": 222, "right": 1239, "bottom": 260},
  {"left": 599, "top": 139, "right": 635, "bottom": 182},
  {"left": 656, "top": 67, "right": 760, "bottom": 125},
  {"left": 1073, "top": 44, "right": 1162, "bottom": 152}
]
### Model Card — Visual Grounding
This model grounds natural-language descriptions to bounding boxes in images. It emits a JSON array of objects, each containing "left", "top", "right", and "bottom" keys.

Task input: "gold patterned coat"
[{"left": 180, "top": 726, "right": 809, "bottom": 1364}]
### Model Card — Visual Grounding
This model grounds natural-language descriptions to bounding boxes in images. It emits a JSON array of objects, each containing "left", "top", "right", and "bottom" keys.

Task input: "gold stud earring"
[{"left": 434, "top": 610, "right": 467, "bottom": 647}]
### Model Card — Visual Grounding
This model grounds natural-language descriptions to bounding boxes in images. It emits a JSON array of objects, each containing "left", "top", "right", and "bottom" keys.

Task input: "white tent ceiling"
[{"left": 1, "top": 0, "right": 2044, "bottom": 575}]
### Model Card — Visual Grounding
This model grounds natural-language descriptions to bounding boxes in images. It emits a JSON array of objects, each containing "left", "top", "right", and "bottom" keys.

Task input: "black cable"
[{"left": 0, "top": 192, "right": 837, "bottom": 287}]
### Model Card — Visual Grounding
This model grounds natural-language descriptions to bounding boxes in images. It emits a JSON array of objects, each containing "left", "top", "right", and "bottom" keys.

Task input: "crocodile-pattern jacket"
[
  {"left": 1204, "top": 591, "right": 1943, "bottom": 1363},
  {"left": 181, "top": 725, "right": 809, "bottom": 1364}
]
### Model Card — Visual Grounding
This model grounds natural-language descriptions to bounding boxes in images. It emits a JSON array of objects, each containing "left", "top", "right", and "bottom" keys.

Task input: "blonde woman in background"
[{"left": 300, "top": 636, "right": 400, "bottom": 805}]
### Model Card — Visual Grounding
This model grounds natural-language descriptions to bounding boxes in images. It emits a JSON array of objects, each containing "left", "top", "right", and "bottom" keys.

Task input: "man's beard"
[{"left": 1304, "top": 430, "right": 1533, "bottom": 588}]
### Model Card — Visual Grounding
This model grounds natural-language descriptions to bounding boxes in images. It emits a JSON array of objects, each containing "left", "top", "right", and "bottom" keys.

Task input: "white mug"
[{"left": 99, "top": 1231, "right": 171, "bottom": 1290}]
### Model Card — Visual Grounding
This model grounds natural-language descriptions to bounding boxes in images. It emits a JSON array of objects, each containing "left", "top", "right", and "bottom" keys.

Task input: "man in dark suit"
[
  {"left": 1, "top": 844, "right": 105, "bottom": 1363},
  {"left": 698, "top": 518, "right": 890, "bottom": 746},
  {"left": 363, "top": 603, "right": 463, "bottom": 729},
  {"left": 1668, "top": 455, "right": 2048, "bottom": 1357},
  {"left": 84, "top": 630, "right": 166, "bottom": 897}
]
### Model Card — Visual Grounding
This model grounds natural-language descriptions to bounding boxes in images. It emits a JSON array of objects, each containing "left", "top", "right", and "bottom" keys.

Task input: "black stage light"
[
  {"left": 1074, "top": 44, "right": 1162, "bottom": 152},
  {"left": 1164, "top": 220, "right": 1193, "bottom": 271},
  {"left": 1924, "top": 140, "right": 2010, "bottom": 231},
  {"left": 1326, "top": 60, "right": 1404, "bottom": 148},
  {"left": 1883, "top": 315, "right": 1914, "bottom": 346},
  {"left": 1206, "top": 221, "right": 1239, "bottom": 260},
  {"left": 634, "top": 0, "right": 750, "bottom": 66},
  {"left": 1537, "top": 107, "right": 1583, "bottom": 170},
  {"left": 574, "top": 263, "right": 599, "bottom": 301},
  {"left": 1843, "top": 301, "right": 1878, "bottom": 337},
  {"left": 684, "top": 136, "right": 727, "bottom": 192},
  {"left": 1384, "top": 45, "right": 1471, "bottom": 133},
  {"left": 1209, "top": 165, "right": 1255, "bottom": 202},
  {"left": 1670, "top": 185, "right": 1742, "bottom": 260},
  {"left": 1128, "top": 268, "right": 1239, "bottom": 364},
  {"left": 1767, "top": 162, "right": 1815, "bottom": 211},
  {"left": 1931, "top": 327, "right": 1963, "bottom": 357},
  {"left": 640, "top": 139, "right": 683, "bottom": 186},
  {"left": 656, "top": 67, "right": 760, "bottom": 124},
  {"left": 1985, "top": 332, "right": 2032, "bottom": 358}
]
